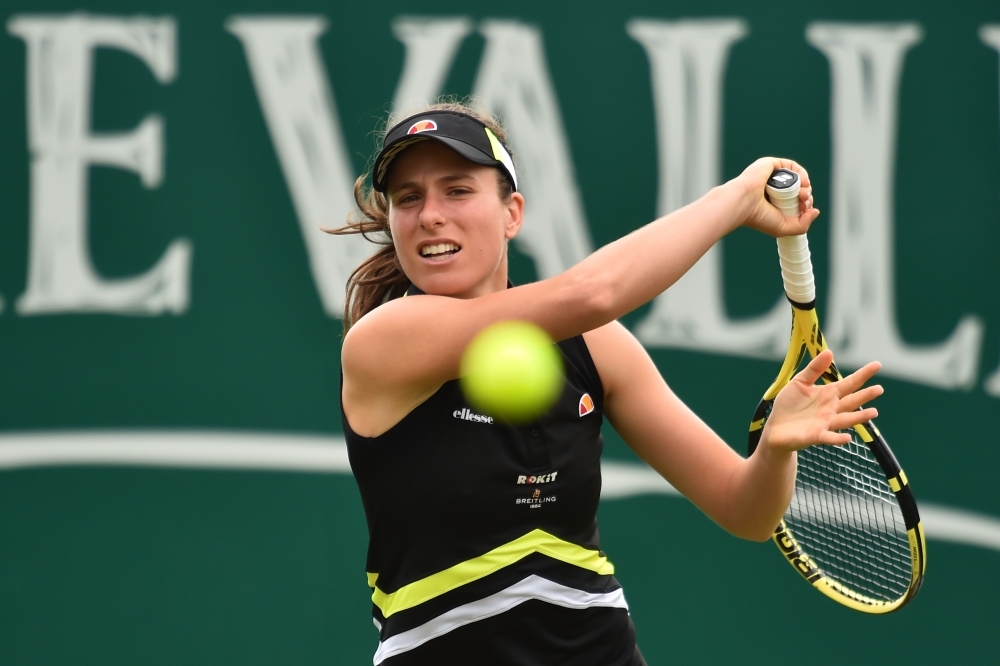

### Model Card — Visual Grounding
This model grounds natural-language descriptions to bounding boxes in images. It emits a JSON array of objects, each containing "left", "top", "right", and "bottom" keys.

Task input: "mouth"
[{"left": 419, "top": 242, "right": 461, "bottom": 261}]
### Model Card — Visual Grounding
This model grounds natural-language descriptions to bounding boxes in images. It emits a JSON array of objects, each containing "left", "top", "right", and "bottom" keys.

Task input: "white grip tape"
[{"left": 776, "top": 235, "right": 815, "bottom": 304}]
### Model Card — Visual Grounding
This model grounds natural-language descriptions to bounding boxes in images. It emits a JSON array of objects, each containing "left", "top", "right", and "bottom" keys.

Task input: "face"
[{"left": 386, "top": 141, "right": 524, "bottom": 299}]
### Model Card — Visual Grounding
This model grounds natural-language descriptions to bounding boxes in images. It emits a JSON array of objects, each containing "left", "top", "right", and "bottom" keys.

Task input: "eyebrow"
[{"left": 391, "top": 172, "right": 476, "bottom": 193}]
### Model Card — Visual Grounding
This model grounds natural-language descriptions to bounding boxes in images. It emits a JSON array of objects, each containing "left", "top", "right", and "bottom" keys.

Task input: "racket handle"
[
  {"left": 776, "top": 235, "right": 816, "bottom": 305},
  {"left": 765, "top": 169, "right": 816, "bottom": 305}
]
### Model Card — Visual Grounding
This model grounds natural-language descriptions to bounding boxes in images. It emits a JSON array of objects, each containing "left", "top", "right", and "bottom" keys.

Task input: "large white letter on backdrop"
[
  {"left": 391, "top": 16, "right": 473, "bottom": 115},
  {"left": 227, "top": 16, "right": 371, "bottom": 317},
  {"left": 628, "top": 20, "right": 790, "bottom": 359},
  {"left": 473, "top": 21, "right": 593, "bottom": 277},
  {"left": 808, "top": 23, "right": 983, "bottom": 390},
  {"left": 979, "top": 24, "right": 1000, "bottom": 398},
  {"left": 8, "top": 15, "right": 191, "bottom": 315}
]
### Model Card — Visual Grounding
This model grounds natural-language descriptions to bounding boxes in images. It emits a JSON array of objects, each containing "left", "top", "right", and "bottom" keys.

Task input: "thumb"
[{"left": 794, "top": 349, "right": 835, "bottom": 386}]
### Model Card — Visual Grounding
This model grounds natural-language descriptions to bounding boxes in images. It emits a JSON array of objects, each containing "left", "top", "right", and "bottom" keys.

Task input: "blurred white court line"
[{"left": 1, "top": 431, "right": 998, "bottom": 553}]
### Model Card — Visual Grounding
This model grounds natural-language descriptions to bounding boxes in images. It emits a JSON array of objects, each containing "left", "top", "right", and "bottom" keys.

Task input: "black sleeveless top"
[{"left": 342, "top": 290, "right": 645, "bottom": 665}]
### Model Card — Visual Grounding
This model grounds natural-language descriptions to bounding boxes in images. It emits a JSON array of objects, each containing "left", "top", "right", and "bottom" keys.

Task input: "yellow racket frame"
[{"left": 748, "top": 304, "right": 926, "bottom": 613}]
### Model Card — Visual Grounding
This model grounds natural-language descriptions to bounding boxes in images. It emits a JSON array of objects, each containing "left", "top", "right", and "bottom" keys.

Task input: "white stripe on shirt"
[{"left": 373, "top": 575, "right": 628, "bottom": 665}]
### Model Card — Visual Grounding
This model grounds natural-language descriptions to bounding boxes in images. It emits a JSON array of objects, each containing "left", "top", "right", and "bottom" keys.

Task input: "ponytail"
[{"left": 326, "top": 176, "right": 409, "bottom": 333}]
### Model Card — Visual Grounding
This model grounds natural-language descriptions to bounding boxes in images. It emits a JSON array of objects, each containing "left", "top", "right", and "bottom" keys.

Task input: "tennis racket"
[{"left": 746, "top": 168, "right": 926, "bottom": 613}]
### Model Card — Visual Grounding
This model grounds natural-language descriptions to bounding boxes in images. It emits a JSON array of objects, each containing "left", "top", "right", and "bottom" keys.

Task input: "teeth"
[{"left": 421, "top": 243, "right": 459, "bottom": 257}]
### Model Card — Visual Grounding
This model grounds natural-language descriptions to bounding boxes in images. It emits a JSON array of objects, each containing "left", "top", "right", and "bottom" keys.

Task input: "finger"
[
  {"left": 793, "top": 162, "right": 810, "bottom": 189},
  {"left": 799, "top": 185, "right": 814, "bottom": 211},
  {"left": 838, "top": 384, "right": 884, "bottom": 412},
  {"left": 797, "top": 206, "right": 820, "bottom": 226},
  {"left": 819, "top": 431, "right": 854, "bottom": 446},
  {"left": 779, "top": 159, "right": 811, "bottom": 189},
  {"left": 794, "top": 349, "right": 835, "bottom": 386},
  {"left": 779, "top": 206, "right": 820, "bottom": 235},
  {"left": 834, "top": 361, "right": 882, "bottom": 397},
  {"left": 831, "top": 360, "right": 881, "bottom": 397},
  {"left": 829, "top": 407, "right": 879, "bottom": 432}
]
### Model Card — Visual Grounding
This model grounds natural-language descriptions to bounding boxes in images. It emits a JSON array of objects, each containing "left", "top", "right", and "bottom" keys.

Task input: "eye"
[{"left": 396, "top": 192, "right": 420, "bottom": 205}]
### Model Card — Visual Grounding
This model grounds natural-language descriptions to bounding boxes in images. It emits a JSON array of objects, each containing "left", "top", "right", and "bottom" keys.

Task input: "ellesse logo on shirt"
[
  {"left": 579, "top": 393, "right": 595, "bottom": 416},
  {"left": 453, "top": 407, "right": 494, "bottom": 424}
]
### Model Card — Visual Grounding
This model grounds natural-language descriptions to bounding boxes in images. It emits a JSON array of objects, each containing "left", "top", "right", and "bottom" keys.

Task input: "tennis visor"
[{"left": 372, "top": 110, "right": 518, "bottom": 193}]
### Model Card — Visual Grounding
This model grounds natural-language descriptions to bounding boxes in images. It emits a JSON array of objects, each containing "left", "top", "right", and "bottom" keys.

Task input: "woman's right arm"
[{"left": 342, "top": 158, "right": 818, "bottom": 432}]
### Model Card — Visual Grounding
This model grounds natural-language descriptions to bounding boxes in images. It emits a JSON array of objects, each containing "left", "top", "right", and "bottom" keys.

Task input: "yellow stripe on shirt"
[{"left": 367, "top": 529, "right": 614, "bottom": 618}]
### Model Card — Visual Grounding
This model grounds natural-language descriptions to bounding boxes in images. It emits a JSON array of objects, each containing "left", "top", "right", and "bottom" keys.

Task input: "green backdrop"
[{"left": 1, "top": 1, "right": 998, "bottom": 664}]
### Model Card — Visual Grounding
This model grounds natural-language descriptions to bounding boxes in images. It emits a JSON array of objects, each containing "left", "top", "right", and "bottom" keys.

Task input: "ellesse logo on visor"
[{"left": 407, "top": 120, "right": 438, "bottom": 135}]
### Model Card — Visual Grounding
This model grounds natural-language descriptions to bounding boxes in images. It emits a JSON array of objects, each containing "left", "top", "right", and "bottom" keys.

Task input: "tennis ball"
[{"left": 460, "top": 321, "right": 564, "bottom": 424}]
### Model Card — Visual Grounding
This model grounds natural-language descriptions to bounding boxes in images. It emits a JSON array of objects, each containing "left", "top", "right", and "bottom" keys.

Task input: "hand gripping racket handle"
[{"left": 765, "top": 169, "right": 816, "bottom": 306}]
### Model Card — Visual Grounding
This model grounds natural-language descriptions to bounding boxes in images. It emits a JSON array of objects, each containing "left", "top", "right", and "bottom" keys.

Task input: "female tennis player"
[{"left": 335, "top": 102, "right": 882, "bottom": 665}]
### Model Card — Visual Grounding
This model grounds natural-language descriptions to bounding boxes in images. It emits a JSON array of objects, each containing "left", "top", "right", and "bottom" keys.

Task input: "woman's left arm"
[{"left": 585, "top": 322, "right": 882, "bottom": 541}]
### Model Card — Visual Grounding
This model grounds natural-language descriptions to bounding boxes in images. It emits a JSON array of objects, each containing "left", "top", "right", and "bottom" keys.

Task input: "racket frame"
[{"left": 748, "top": 299, "right": 926, "bottom": 613}]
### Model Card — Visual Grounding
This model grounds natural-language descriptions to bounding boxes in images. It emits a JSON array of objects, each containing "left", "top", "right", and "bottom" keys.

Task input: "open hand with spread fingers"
[{"left": 761, "top": 349, "right": 883, "bottom": 455}]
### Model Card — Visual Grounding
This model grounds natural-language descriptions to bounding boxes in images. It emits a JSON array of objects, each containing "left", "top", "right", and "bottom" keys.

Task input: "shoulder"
[{"left": 342, "top": 294, "right": 435, "bottom": 358}]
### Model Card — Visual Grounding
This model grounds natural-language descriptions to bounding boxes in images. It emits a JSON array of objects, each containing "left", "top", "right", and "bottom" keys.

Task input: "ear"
[{"left": 504, "top": 192, "right": 525, "bottom": 240}]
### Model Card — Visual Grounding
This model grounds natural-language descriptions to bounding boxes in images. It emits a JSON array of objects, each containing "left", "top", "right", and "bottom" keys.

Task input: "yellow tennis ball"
[{"left": 460, "top": 321, "right": 564, "bottom": 424}]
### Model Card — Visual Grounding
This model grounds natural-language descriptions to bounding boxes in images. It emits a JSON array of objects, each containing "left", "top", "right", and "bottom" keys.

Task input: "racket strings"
[{"left": 786, "top": 431, "right": 912, "bottom": 602}]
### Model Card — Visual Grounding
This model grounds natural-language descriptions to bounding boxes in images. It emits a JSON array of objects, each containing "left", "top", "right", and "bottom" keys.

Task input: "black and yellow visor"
[{"left": 372, "top": 110, "right": 518, "bottom": 193}]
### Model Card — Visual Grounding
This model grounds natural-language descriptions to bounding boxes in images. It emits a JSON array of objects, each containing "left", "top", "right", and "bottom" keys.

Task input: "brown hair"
[{"left": 326, "top": 100, "right": 515, "bottom": 332}]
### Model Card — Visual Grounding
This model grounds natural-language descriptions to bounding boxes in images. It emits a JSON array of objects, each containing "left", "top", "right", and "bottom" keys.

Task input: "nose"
[{"left": 418, "top": 191, "right": 447, "bottom": 229}]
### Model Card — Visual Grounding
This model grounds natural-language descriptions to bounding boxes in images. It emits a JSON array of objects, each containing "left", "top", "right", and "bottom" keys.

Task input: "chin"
[
  {"left": 419, "top": 273, "right": 487, "bottom": 299},
  {"left": 415, "top": 273, "right": 464, "bottom": 295}
]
